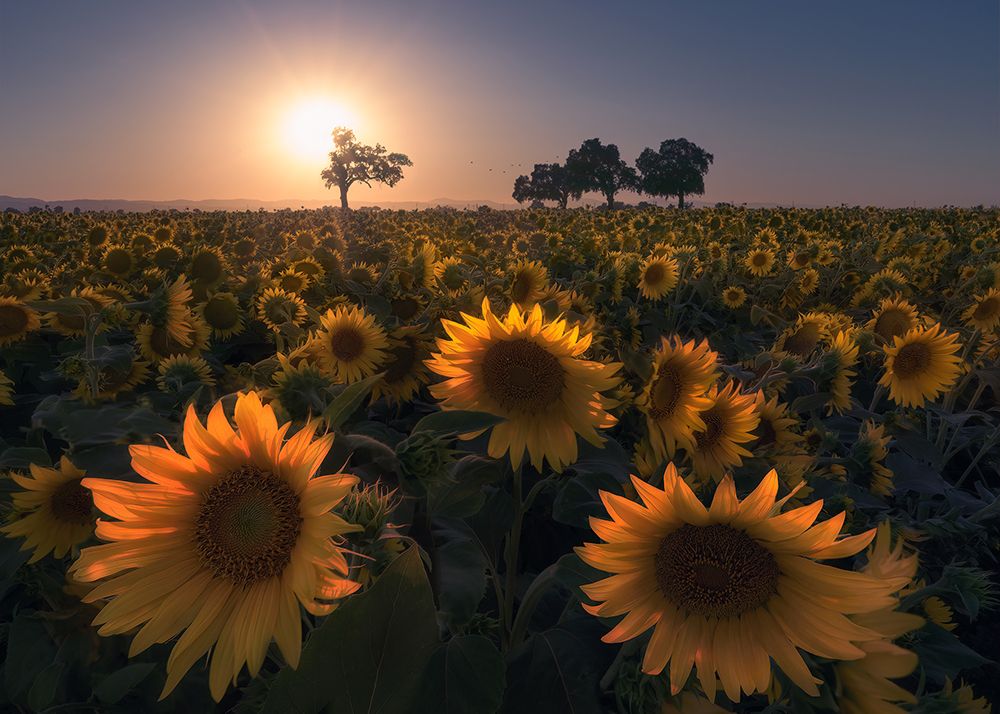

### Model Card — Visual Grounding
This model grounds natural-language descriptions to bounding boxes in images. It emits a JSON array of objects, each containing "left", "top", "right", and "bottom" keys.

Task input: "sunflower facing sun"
[{"left": 70, "top": 392, "right": 361, "bottom": 702}]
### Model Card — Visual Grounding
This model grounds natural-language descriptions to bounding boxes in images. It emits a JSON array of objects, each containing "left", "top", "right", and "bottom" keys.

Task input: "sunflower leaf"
[
  {"left": 412, "top": 410, "right": 504, "bottom": 437},
  {"left": 414, "top": 636, "right": 505, "bottom": 714},
  {"left": 323, "top": 372, "right": 384, "bottom": 429}
]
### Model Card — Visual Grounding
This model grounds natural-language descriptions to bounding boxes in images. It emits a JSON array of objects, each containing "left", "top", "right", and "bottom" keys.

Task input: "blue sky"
[{"left": 0, "top": 0, "right": 997, "bottom": 206}]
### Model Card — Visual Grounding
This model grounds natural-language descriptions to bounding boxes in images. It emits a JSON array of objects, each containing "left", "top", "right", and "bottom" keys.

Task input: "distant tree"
[
  {"left": 635, "top": 138, "right": 713, "bottom": 209},
  {"left": 565, "top": 138, "right": 638, "bottom": 209},
  {"left": 511, "top": 163, "right": 580, "bottom": 208},
  {"left": 320, "top": 127, "right": 412, "bottom": 210}
]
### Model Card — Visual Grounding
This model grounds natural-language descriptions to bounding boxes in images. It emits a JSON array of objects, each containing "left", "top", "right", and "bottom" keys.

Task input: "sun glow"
[{"left": 282, "top": 97, "right": 357, "bottom": 163}]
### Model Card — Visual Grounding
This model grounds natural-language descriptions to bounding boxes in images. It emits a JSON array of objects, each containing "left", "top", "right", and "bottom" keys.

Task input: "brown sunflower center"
[
  {"left": 0, "top": 304, "right": 30, "bottom": 336},
  {"left": 384, "top": 338, "right": 418, "bottom": 384},
  {"left": 50, "top": 479, "right": 93, "bottom": 525},
  {"left": 203, "top": 296, "right": 240, "bottom": 330},
  {"left": 874, "top": 309, "right": 912, "bottom": 341},
  {"left": 105, "top": 249, "right": 133, "bottom": 275},
  {"left": 644, "top": 263, "right": 665, "bottom": 285},
  {"left": 191, "top": 251, "right": 223, "bottom": 283},
  {"left": 654, "top": 523, "right": 779, "bottom": 618},
  {"left": 751, "top": 252, "right": 768, "bottom": 267},
  {"left": 782, "top": 323, "right": 820, "bottom": 356},
  {"left": 973, "top": 297, "right": 1000, "bottom": 322},
  {"left": 329, "top": 326, "right": 366, "bottom": 362},
  {"left": 693, "top": 406, "right": 725, "bottom": 450},
  {"left": 893, "top": 342, "right": 932, "bottom": 379},
  {"left": 648, "top": 365, "right": 684, "bottom": 418},
  {"left": 148, "top": 325, "right": 188, "bottom": 358},
  {"left": 195, "top": 466, "right": 302, "bottom": 587},
  {"left": 391, "top": 297, "right": 420, "bottom": 320},
  {"left": 481, "top": 338, "right": 565, "bottom": 413}
]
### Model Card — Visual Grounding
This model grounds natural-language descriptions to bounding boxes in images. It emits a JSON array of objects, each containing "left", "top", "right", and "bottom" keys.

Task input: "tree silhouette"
[
  {"left": 565, "top": 138, "right": 638, "bottom": 209},
  {"left": 635, "top": 138, "right": 713, "bottom": 209},
  {"left": 320, "top": 128, "right": 412, "bottom": 210},
  {"left": 512, "top": 163, "right": 581, "bottom": 208}
]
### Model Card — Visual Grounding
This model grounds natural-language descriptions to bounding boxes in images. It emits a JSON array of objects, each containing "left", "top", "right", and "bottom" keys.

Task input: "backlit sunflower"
[
  {"left": 866, "top": 297, "right": 920, "bottom": 343},
  {"left": 683, "top": 382, "right": 760, "bottom": 482},
  {"left": 198, "top": 292, "right": 245, "bottom": 339},
  {"left": 44, "top": 287, "right": 113, "bottom": 337},
  {"left": 963, "top": 288, "right": 1000, "bottom": 331},
  {"left": 509, "top": 259, "right": 549, "bottom": 309},
  {"left": 823, "top": 331, "right": 859, "bottom": 415},
  {"left": 638, "top": 255, "right": 679, "bottom": 300},
  {"left": 638, "top": 337, "right": 719, "bottom": 461},
  {"left": 751, "top": 393, "right": 802, "bottom": 455},
  {"left": 775, "top": 312, "right": 830, "bottom": 358},
  {"left": 346, "top": 261, "right": 379, "bottom": 286},
  {"left": 426, "top": 298, "right": 620, "bottom": 472},
  {"left": 371, "top": 325, "right": 432, "bottom": 403},
  {"left": 313, "top": 304, "right": 389, "bottom": 384},
  {"left": 579, "top": 465, "right": 905, "bottom": 701},
  {"left": 256, "top": 287, "right": 307, "bottom": 330},
  {"left": 137, "top": 317, "right": 210, "bottom": 363},
  {"left": 0, "top": 296, "right": 41, "bottom": 346},
  {"left": 276, "top": 269, "right": 311, "bottom": 295},
  {"left": 76, "top": 353, "right": 151, "bottom": 402},
  {"left": 188, "top": 246, "right": 227, "bottom": 287},
  {"left": 851, "top": 422, "right": 894, "bottom": 496},
  {"left": 879, "top": 323, "right": 962, "bottom": 408},
  {"left": 156, "top": 354, "right": 216, "bottom": 393},
  {"left": 70, "top": 392, "right": 361, "bottom": 702},
  {"left": 721, "top": 286, "right": 746, "bottom": 308},
  {"left": 2, "top": 457, "right": 95, "bottom": 563},
  {"left": 745, "top": 247, "right": 776, "bottom": 277},
  {"left": 435, "top": 256, "right": 467, "bottom": 296}
]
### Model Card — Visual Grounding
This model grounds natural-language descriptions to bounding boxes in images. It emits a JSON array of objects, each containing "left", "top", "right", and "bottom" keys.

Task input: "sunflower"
[
  {"left": 137, "top": 317, "right": 210, "bottom": 363},
  {"left": 2, "top": 457, "right": 95, "bottom": 563},
  {"left": 509, "top": 259, "right": 549, "bottom": 309},
  {"left": 963, "top": 288, "right": 1000, "bottom": 331},
  {"left": 69, "top": 392, "right": 361, "bottom": 701},
  {"left": 426, "top": 298, "right": 620, "bottom": 472},
  {"left": 256, "top": 287, "right": 307, "bottom": 331},
  {"left": 775, "top": 313, "right": 830, "bottom": 358},
  {"left": 578, "top": 465, "right": 907, "bottom": 701},
  {"left": 346, "top": 261, "right": 379, "bottom": 286},
  {"left": 313, "top": 304, "right": 389, "bottom": 384},
  {"left": 0, "top": 369, "right": 13, "bottom": 406},
  {"left": 152, "top": 243, "right": 183, "bottom": 271},
  {"left": 638, "top": 337, "right": 718, "bottom": 461},
  {"left": 0, "top": 295, "right": 41, "bottom": 346},
  {"left": 156, "top": 355, "right": 216, "bottom": 393},
  {"left": 102, "top": 245, "right": 135, "bottom": 278},
  {"left": 267, "top": 356, "right": 335, "bottom": 421},
  {"left": 638, "top": 255, "right": 680, "bottom": 300},
  {"left": 435, "top": 256, "right": 467, "bottom": 296},
  {"left": 879, "top": 323, "right": 962, "bottom": 408},
  {"left": 798, "top": 268, "right": 819, "bottom": 295},
  {"left": 405, "top": 242, "right": 437, "bottom": 289},
  {"left": 721, "top": 286, "right": 746, "bottom": 308},
  {"left": 683, "top": 382, "right": 760, "bottom": 482},
  {"left": 851, "top": 422, "right": 894, "bottom": 496},
  {"left": 276, "top": 269, "right": 311, "bottom": 295},
  {"left": 77, "top": 353, "right": 151, "bottom": 402},
  {"left": 824, "top": 331, "right": 859, "bottom": 414},
  {"left": 198, "top": 292, "right": 245, "bottom": 339},
  {"left": 188, "top": 246, "right": 227, "bottom": 287},
  {"left": 866, "top": 297, "right": 920, "bottom": 343},
  {"left": 44, "top": 287, "right": 113, "bottom": 337},
  {"left": 751, "top": 393, "right": 802, "bottom": 455},
  {"left": 371, "top": 326, "right": 432, "bottom": 403},
  {"left": 788, "top": 248, "right": 812, "bottom": 270}
]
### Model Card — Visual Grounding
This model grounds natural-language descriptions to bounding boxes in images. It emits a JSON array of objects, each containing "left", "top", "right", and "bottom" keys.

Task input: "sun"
[{"left": 282, "top": 97, "right": 357, "bottom": 163}]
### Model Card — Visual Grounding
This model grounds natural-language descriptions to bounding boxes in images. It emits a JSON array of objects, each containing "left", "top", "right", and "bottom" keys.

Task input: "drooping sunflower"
[
  {"left": 774, "top": 313, "right": 830, "bottom": 358},
  {"left": 578, "top": 465, "right": 906, "bottom": 701},
  {"left": 638, "top": 255, "right": 680, "bottom": 300},
  {"left": 963, "top": 288, "right": 1000, "bottom": 331},
  {"left": 188, "top": 246, "right": 227, "bottom": 288},
  {"left": 198, "top": 292, "right": 245, "bottom": 339},
  {"left": 313, "top": 304, "right": 389, "bottom": 384},
  {"left": 866, "top": 297, "right": 920, "bottom": 343},
  {"left": 823, "top": 331, "right": 859, "bottom": 415},
  {"left": 637, "top": 337, "right": 718, "bottom": 461},
  {"left": 102, "top": 244, "right": 135, "bottom": 278},
  {"left": 508, "top": 259, "right": 550, "bottom": 309},
  {"left": 256, "top": 287, "right": 307, "bottom": 331},
  {"left": 435, "top": 256, "right": 468, "bottom": 296},
  {"left": 44, "top": 287, "right": 114, "bottom": 337},
  {"left": 426, "top": 298, "right": 621, "bottom": 472},
  {"left": 70, "top": 392, "right": 361, "bottom": 702},
  {"left": 137, "top": 316, "right": 210, "bottom": 364},
  {"left": 0, "top": 296, "right": 41, "bottom": 346},
  {"left": 156, "top": 354, "right": 216, "bottom": 393},
  {"left": 879, "top": 323, "right": 962, "bottom": 408},
  {"left": 745, "top": 247, "right": 776, "bottom": 277},
  {"left": 371, "top": 325, "right": 433, "bottom": 403},
  {"left": 751, "top": 392, "right": 802, "bottom": 455},
  {"left": 721, "top": 286, "right": 746, "bottom": 309},
  {"left": 682, "top": 382, "right": 760, "bottom": 482},
  {"left": 2, "top": 457, "right": 95, "bottom": 563},
  {"left": 851, "top": 422, "right": 894, "bottom": 496},
  {"left": 0, "top": 369, "right": 13, "bottom": 406},
  {"left": 76, "top": 353, "right": 151, "bottom": 402},
  {"left": 267, "top": 355, "right": 335, "bottom": 421}
]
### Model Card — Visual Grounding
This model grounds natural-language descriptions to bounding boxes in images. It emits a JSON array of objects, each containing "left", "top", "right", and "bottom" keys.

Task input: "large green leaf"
[
  {"left": 323, "top": 372, "right": 384, "bottom": 429},
  {"left": 415, "top": 636, "right": 505, "bottom": 714},
  {"left": 412, "top": 410, "right": 504, "bottom": 438},
  {"left": 261, "top": 547, "right": 438, "bottom": 714},
  {"left": 433, "top": 537, "right": 488, "bottom": 628}
]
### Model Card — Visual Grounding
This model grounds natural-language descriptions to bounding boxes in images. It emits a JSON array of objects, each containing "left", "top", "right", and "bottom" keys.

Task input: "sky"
[{"left": 0, "top": 0, "right": 998, "bottom": 207}]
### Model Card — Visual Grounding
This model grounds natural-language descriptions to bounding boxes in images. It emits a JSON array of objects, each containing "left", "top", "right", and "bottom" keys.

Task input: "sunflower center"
[
  {"left": 874, "top": 309, "right": 911, "bottom": 341},
  {"left": 973, "top": 297, "right": 1000, "bottom": 321},
  {"left": 693, "top": 406, "right": 725, "bottom": 450},
  {"left": 191, "top": 252, "right": 223, "bottom": 283},
  {"left": 782, "top": 323, "right": 820, "bottom": 356},
  {"left": 105, "top": 250, "right": 133, "bottom": 275},
  {"left": 644, "top": 263, "right": 665, "bottom": 285},
  {"left": 654, "top": 524, "right": 779, "bottom": 618},
  {"left": 384, "top": 338, "right": 418, "bottom": 383},
  {"left": 752, "top": 253, "right": 768, "bottom": 267},
  {"left": 329, "top": 326, "right": 366, "bottom": 362},
  {"left": 481, "top": 338, "right": 565, "bottom": 413},
  {"left": 195, "top": 466, "right": 302, "bottom": 587},
  {"left": 50, "top": 479, "right": 93, "bottom": 525},
  {"left": 893, "top": 342, "right": 932, "bottom": 379},
  {"left": 649, "top": 365, "right": 683, "bottom": 417},
  {"left": 0, "top": 304, "right": 29, "bottom": 336}
]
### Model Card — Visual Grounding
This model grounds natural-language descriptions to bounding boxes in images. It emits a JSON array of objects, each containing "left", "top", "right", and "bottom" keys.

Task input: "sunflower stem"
[{"left": 502, "top": 464, "right": 524, "bottom": 650}]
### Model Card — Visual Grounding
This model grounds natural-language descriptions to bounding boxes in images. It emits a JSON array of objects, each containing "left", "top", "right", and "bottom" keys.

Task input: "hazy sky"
[{"left": 1, "top": 0, "right": 998, "bottom": 207}]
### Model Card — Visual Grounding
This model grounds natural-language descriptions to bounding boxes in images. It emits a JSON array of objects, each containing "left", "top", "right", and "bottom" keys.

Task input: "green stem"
[
  {"left": 509, "top": 562, "right": 560, "bottom": 649},
  {"left": 954, "top": 425, "right": 1000, "bottom": 489},
  {"left": 501, "top": 465, "right": 524, "bottom": 650}
]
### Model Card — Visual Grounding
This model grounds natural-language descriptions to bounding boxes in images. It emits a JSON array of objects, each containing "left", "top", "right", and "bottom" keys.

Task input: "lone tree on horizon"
[
  {"left": 565, "top": 138, "right": 638, "bottom": 209},
  {"left": 636, "top": 138, "right": 713, "bottom": 208},
  {"left": 320, "top": 127, "right": 412, "bottom": 210},
  {"left": 512, "top": 163, "right": 581, "bottom": 208}
]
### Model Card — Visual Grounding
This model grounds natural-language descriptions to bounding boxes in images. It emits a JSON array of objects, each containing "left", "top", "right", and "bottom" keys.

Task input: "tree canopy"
[
  {"left": 635, "top": 138, "right": 714, "bottom": 209},
  {"left": 320, "top": 127, "right": 412, "bottom": 210},
  {"left": 565, "top": 138, "right": 638, "bottom": 209},
  {"left": 512, "top": 163, "right": 581, "bottom": 209}
]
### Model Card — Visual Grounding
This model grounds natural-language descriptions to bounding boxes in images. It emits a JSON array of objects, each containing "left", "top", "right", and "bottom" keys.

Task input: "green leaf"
[
  {"left": 412, "top": 410, "right": 504, "bottom": 437},
  {"left": 27, "top": 662, "right": 63, "bottom": 711},
  {"left": 94, "top": 662, "right": 157, "bottom": 704},
  {"left": 4, "top": 614, "right": 55, "bottom": 702},
  {"left": 415, "top": 636, "right": 505, "bottom": 714},
  {"left": 323, "top": 372, "right": 384, "bottom": 429},
  {"left": 912, "top": 623, "right": 990, "bottom": 683},
  {"left": 433, "top": 538, "right": 488, "bottom": 628},
  {"left": 0, "top": 446, "right": 52, "bottom": 470},
  {"left": 262, "top": 547, "right": 439, "bottom": 714},
  {"left": 552, "top": 472, "right": 623, "bottom": 529},
  {"left": 427, "top": 456, "right": 504, "bottom": 518}
]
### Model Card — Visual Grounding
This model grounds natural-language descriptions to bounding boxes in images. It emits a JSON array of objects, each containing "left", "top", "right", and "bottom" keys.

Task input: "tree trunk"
[
  {"left": 678, "top": 192, "right": 685, "bottom": 209},
  {"left": 606, "top": 192, "right": 615, "bottom": 209},
  {"left": 559, "top": 193, "right": 568, "bottom": 209},
  {"left": 339, "top": 184, "right": 349, "bottom": 210}
]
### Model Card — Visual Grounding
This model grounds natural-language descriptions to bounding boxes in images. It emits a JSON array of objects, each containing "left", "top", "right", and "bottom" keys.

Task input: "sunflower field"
[{"left": 0, "top": 205, "right": 996, "bottom": 713}]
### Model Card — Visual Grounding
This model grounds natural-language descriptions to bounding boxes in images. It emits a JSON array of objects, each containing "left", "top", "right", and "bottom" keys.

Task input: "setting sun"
[{"left": 282, "top": 97, "right": 357, "bottom": 163}]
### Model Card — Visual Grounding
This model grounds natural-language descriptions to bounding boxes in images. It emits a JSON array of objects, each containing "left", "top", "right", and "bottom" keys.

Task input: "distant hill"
[{"left": 0, "top": 195, "right": 518, "bottom": 212}]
